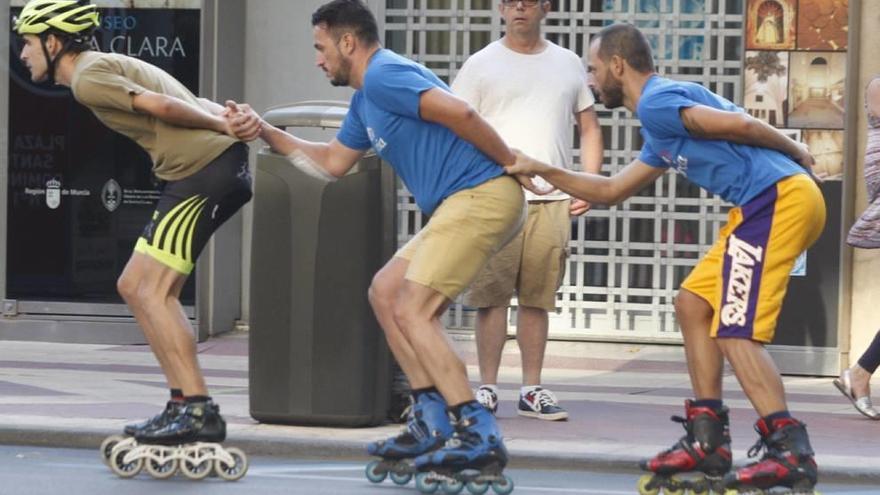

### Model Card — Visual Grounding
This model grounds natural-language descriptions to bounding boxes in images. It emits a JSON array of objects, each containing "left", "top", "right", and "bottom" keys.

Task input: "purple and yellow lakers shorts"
[{"left": 681, "top": 174, "right": 826, "bottom": 343}]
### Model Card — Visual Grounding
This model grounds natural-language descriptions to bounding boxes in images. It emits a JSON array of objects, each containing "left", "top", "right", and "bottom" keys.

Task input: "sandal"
[{"left": 833, "top": 368, "right": 880, "bottom": 420}]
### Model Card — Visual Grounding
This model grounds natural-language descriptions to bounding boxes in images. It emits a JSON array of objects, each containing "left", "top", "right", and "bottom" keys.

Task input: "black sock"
[
  {"left": 170, "top": 389, "right": 184, "bottom": 401},
  {"left": 185, "top": 395, "right": 211, "bottom": 404},
  {"left": 412, "top": 386, "right": 439, "bottom": 401},
  {"left": 692, "top": 399, "right": 723, "bottom": 410},
  {"left": 857, "top": 329, "right": 880, "bottom": 374},
  {"left": 448, "top": 400, "right": 480, "bottom": 421}
]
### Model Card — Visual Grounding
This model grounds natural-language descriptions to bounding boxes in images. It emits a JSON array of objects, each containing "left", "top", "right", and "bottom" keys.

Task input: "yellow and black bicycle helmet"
[{"left": 13, "top": 0, "right": 99, "bottom": 36}]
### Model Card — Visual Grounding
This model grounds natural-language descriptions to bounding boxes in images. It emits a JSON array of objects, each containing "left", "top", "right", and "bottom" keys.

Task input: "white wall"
[{"left": 239, "top": 0, "right": 382, "bottom": 322}]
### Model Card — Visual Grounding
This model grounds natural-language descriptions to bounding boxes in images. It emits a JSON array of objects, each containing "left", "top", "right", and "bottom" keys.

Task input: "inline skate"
[
  {"left": 107, "top": 399, "right": 248, "bottom": 481},
  {"left": 721, "top": 417, "right": 819, "bottom": 494},
  {"left": 413, "top": 402, "right": 513, "bottom": 495},
  {"left": 365, "top": 388, "right": 453, "bottom": 486},
  {"left": 100, "top": 399, "right": 183, "bottom": 466},
  {"left": 638, "top": 400, "right": 732, "bottom": 495}
]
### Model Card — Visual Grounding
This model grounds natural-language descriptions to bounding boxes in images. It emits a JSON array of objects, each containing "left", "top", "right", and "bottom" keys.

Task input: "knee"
[
  {"left": 117, "top": 272, "right": 140, "bottom": 304},
  {"left": 675, "top": 290, "right": 711, "bottom": 320},
  {"left": 368, "top": 274, "right": 395, "bottom": 314}
]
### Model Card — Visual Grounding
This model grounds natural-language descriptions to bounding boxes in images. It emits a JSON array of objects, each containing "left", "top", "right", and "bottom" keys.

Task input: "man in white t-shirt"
[{"left": 453, "top": 0, "right": 603, "bottom": 420}]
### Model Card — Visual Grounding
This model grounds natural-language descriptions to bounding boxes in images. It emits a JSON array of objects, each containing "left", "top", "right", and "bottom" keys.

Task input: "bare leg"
[
  {"left": 120, "top": 253, "right": 208, "bottom": 396},
  {"left": 475, "top": 306, "right": 508, "bottom": 385},
  {"left": 716, "top": 338, "right": 787, "bottom": 416},
  {"left": 369, "top": 257, "right": 433, "bottom": 389},
  {"left": 394, "top": 281, "right": 474, "bottom": 405},
  {"left": 118, "top": 253, "right": 181, "bottom": 390},
  {"left": 517, "top": 306, "right": 548, "bottom": 386},
  {"left": 675, "top": 289, "right": 725, "bottom": 399}
]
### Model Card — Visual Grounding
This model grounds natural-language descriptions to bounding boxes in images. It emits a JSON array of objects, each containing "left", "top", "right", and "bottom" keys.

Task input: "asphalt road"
[{"left": 0, "top": 445, "right": 876, "bottom": 495}]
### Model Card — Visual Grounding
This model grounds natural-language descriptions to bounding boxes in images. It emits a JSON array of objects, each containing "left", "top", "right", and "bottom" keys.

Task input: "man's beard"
[
  {"left": 330, "top": 57, "right": 352, "bottom": 87},
  {"left": 599, "top": 78, "right": 624, "bottom": 109}
]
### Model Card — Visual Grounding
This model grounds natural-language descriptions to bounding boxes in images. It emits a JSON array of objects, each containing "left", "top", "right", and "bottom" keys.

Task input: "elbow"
[
  {"left": 154, "top": 96, "right": 176, "bottom": 120},
  {"left": 603, "top": 182, "right": 627, "bottom": 206},
  {"left": 738, "top": 113, "right": 761, "bottom": 141},
  {"left": 458, "top": 104, "right": 478, "bottom": 125},
  {"left": 605, "top": 192, "right": 624, "bottom": 207}
]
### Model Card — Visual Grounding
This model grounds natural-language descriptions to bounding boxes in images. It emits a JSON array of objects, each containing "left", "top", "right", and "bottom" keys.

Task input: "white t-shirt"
[{"left": 452, "top": 39, "right": 594, "bottom": 201}]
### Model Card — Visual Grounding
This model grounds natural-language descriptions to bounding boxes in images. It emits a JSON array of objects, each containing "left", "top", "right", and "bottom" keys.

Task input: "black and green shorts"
[{"left": 134, "top": 142, "right": 252, "bottom": 274}]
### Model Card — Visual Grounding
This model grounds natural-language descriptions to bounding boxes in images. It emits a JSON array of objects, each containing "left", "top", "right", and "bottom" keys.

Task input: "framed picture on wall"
[
  {"left": 803, "top": 130, "right": 845, "bottom": 180},
  {"left": 787, "top": 51, "right": 846, "bottom": 129},
  {"left": 746, "top": 0, "right": 797, "bottom": 50},
  {"left": 744, "top": 51, "right": 790, "bottom": 127},
  {"left": 797, "top": 0, "right": 848, "bottom": 51}
]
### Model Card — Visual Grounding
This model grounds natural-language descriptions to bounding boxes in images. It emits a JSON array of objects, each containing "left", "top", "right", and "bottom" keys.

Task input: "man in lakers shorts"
[
  {"left": 14, "top": 0, "right": 257, "bottom": 444},
  {"left": 506, "top": 23, "right": 826, "bottom": 492}
]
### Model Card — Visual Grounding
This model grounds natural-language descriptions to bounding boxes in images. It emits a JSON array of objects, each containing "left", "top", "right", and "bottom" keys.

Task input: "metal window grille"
[{"left": 382, "top": 0, "right": 744, "bottom": 341}]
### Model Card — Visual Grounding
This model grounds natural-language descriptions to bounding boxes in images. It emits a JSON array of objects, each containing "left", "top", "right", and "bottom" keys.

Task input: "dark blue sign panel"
[{"left": 7, "top": 8, "right": 200, "bottom": 304}]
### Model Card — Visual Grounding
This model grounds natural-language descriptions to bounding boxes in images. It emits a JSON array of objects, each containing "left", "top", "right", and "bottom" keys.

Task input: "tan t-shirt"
[{"left": 70, "top": 51, "right": 236, "bottom": 181}]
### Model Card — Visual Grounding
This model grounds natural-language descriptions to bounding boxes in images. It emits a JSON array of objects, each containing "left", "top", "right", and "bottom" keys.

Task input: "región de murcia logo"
[{"left": 720, "top": 234, "right": 764, "bottom": 327}]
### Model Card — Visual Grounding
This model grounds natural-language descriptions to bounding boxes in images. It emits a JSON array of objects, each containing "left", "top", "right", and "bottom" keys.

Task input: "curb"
[{"left": 1, "top": 425, "right": 878, "bottom": 483}]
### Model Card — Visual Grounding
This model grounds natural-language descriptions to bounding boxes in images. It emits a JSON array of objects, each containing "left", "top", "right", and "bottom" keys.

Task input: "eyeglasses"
[{"left": 501, "top": 0, "right": 542, "bottom": 7}]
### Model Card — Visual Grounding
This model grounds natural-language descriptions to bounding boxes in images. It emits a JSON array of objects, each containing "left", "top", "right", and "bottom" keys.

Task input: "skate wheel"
[
  {"left": 442, "top": 478, "right": 464, "bottom": 494},
  {"left": 416, "top": 472, "right": 440, "bottom": 494},
  {"left": 181, "top": 449, "right": 213, "bottom": 481},
  {"left": 637, "top": 474, "right": 660, "bottom": 495},
  {"left": 213, "top": 446, "right": 248, "bottom": 481},
  {"left": 390, "top": 470, "right": 413, "bottom": 485},
  {"left": 491, "top": 475, "right": 514, "bottom": 495},
  {"left": 146, "top": 457, "right": 178, "bottom": 479},
  {"left": 365, "top": 460, "right": 388, "bottom": 483},
  {"left": 99, "top": 435, "right": 126, "bottom": 466},
  {"left": 109, "top": 445, "right": 143, "bottom": 478},
  {"left": 466, "top": 480, "right": 490, "bottom": 495},
  {"left": 664, "top": 477, "right": 685, "bottom": 495}
]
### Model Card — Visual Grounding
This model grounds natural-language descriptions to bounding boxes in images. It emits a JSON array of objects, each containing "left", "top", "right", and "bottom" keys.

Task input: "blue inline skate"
[
  {"left": 365, "top": 389, "right": 454, "bottom": 486},
  {"left": 414, "top": 402, "right": 514, "bottom": 494}
]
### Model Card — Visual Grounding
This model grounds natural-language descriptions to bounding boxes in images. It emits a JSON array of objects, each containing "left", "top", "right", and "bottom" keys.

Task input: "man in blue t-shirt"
[
  {"left": 507, "top": 24, "right": 824, "bottom": 493},
  {"left": 229, "top": 0, "right": 530, "bottom": 483}
]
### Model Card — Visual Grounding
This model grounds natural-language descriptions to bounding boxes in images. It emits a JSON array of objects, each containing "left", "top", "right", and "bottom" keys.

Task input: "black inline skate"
[{"left": 107, "top": 399, "right": 248, "bottom": 481}]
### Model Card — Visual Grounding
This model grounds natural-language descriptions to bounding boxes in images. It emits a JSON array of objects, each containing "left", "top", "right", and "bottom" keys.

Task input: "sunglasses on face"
[{"left": 501, "top": 0, "right": 542, "bottom": 7}]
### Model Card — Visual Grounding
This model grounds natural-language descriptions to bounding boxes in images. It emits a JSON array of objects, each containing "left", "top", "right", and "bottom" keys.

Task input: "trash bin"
[{"left": 249, "top": 101, "right": 396, "bottom": 427}]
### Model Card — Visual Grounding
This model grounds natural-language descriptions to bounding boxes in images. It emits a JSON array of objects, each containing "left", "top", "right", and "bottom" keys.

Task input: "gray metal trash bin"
[{"left": 249, "top": 101, "right": 395, "bottom": 427}]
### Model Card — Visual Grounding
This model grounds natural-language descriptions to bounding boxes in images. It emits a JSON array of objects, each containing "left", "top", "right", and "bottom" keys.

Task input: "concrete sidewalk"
[{"left": 0, "top": 330, "right": 877, "bottom": 482}]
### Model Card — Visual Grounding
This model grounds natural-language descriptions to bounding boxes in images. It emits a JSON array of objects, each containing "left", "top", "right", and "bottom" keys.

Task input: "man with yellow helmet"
[{"left": 13, "top": 0, "right": 256, "bottom": 479}]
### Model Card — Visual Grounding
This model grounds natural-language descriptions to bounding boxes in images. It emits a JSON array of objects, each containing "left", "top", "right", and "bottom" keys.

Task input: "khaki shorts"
[
  {"left": 395, "top": 175, "right": 526, "bottom": 300},
  {"left": 465, "top": 199, "right": 571, "bottom": 312}
]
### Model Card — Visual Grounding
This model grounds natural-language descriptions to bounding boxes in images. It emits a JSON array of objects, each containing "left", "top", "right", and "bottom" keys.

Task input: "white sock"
[
  {"left": 479, "top": 384, "right": 498, "bottom": 394},
  {"left": 521, "top": 385, "right": 541, "bottom": 396}
]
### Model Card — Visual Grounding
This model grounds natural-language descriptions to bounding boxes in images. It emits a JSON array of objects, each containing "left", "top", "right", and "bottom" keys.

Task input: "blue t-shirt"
[
  {"left": 336, "top": 49, "right": 503, "bottom": 215},
  {"left": 637, "top": 75, "right": 803, "bottom": 206}
]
